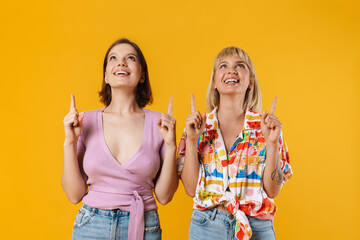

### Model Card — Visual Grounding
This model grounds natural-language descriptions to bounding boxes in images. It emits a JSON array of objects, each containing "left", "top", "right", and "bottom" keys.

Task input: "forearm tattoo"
[{"left": 271, "top": 158, "right": 283, "bottom": 186}]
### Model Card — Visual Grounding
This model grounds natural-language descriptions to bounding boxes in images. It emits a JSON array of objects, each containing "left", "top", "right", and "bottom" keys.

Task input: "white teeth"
[
  {"left": 225, "top": 79, "right": 239, "bottom": 84},
  {"left": 115, "top": 71, "right": 129, "bottom": 75}
]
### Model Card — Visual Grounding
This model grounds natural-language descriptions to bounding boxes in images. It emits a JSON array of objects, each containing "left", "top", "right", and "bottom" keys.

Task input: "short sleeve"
[
  {"left": 77, "top": 131, "right": 86, "bottom": 151},
  {"left": 176, "top": 128, "right": 205, "bottom": 179},
  {"left": 76, "top": 113, "right": 86, "bottom": 152},
  {"left": 159, "top": 141, "right": 165, "bottom": 158},
  {"left": 176, "top": 129, "right": 187, "bottom": 178},
  {"left": 278, "top": 132, "right": 292, "bottom": 183}
]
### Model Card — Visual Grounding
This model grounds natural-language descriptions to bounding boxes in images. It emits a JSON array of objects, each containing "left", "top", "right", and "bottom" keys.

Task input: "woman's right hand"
[
  {"left": 185, "top": 94, "right": 206, "bottom": 142},
  {"left": 63, "top": 94, "right": 84, "bottom": 144}
]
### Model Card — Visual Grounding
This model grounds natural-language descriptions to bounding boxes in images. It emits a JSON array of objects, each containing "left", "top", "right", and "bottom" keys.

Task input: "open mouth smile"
[
  {"left": 224, "top": 78, "right": 239, "bottom": 84},
  {"left": 113, "top": 69, "right": 130, "bottom": 76}
]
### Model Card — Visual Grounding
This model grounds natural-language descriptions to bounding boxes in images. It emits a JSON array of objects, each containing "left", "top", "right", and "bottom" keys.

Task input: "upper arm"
[
  {"left": 153, "top": 155, "right": 164, "bottom": 185},
  {"left": 77, "top": 151, "right": 88, "bottom": 184},
  {"left": 176, "top": 130, "right": 189, "bottom": 179},
  {"left": 278, "top": 133, "right": 293, "bottom": 183}
]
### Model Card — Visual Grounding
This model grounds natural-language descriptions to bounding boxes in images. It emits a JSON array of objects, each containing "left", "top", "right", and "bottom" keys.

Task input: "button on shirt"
[{"left": 177, "top": 107, "right": 293, "bottom": 240}]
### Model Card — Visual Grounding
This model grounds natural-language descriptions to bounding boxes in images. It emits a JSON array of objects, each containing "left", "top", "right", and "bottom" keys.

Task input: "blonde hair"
[{"left": 206, "top": 47, "right": 262, "bottom": 112}]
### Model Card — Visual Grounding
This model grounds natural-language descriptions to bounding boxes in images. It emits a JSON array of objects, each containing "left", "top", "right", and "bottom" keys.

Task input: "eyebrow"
[
  {"left": 108, "top": 52, "right": 138, "bottom": 58},
  {"left": 218, "top": 60, "right": 246, "bottom": 65}
]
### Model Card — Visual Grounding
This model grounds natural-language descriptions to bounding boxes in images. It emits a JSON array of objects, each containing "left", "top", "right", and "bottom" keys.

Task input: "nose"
[
  {"left": 117, "top": 61, "right": 127, "bottom": 67},
  {"left": 228, "top": 70, "right": 238, "bottom": 75}
]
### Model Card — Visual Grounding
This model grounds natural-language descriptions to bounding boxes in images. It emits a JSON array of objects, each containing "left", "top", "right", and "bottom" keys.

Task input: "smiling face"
[
  {"left": 206, "top": 46, "right": 262, "bottom": 112},
  {"left": 104, "top": 43, "right": 144, "bottom": 90},
  {"left": 213, "top": 54, "right": 251, "bottom": 96}
]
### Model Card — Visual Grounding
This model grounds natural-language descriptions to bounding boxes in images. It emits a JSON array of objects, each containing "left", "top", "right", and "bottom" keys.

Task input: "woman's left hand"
[
  {"left": 261, "top": 97, "right": 282, "bottom": 144},
  {"left": 157, "top": 97, "right": 176, "bottom": 146}
]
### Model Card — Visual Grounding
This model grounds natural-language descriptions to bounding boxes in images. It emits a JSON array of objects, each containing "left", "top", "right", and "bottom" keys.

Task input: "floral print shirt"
[{"left": 177, "top": 107, "right": 293, "bottom": 240}]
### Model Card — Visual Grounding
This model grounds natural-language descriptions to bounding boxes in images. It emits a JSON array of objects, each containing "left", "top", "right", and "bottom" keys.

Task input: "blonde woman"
[{"left": 177, "top": 47, "right": 293, "bottom": 240}]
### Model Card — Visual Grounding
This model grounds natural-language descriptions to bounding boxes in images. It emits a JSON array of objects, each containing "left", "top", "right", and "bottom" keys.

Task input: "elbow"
[
  {"left": 181, "top": 180, "right": 196, "bottom": 198},
  {"left": 263, "top": 179, "right": 281, "bottom": 199},
  {"left": 266, "top": 193, "right": 278, "bottom": 199},
  {"left": 62, "top": 181, "right": 87, "bottom": 204},
  {"left": 157, "top": 196, "right": 173, "bottom": 205},
  {"left": 68, "top": 197, "right": 82, "bottom": 204},
  {"left": 265, "top": 189, "right": 280, "bottom": 199},
  {"left": 180, "top": 174, "right": 198, "bottom": 198},
  {"left": 65, "top": 193, "right": 83, "bottom": 204},
  {"left": 184, "top": 186, "right": 196, "bottom": 198},
  {"left": 63, "top": 186, "right": 85, "bottom": 204},
  {"left": 155, "top": 181, "right": 179, "bottom": 205},
  {"left": 185, "top": 191, "right": 195, "bottom": 198},
  {"left": 157, "top": 191, "right": 176, "bottom": 205},
  {"left": 156, "top": 185, "right": 178, "bottom": 205}
]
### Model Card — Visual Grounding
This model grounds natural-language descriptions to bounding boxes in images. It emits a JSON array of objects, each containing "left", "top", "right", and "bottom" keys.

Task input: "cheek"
[
  {"left": 240, "top": 70, "right": 250, "bottom": 83},
  {"left": 105, "top": 70, "right": 112, "bottom": 81},
  {"left": 214, "top": 72, "right": 224, "bottom": 88},
  {"left": 105, "top": 63, "right": 114, "bottom": 75},
  {"left": 130, "top": 62, "right": 142, "bottom": 73}
]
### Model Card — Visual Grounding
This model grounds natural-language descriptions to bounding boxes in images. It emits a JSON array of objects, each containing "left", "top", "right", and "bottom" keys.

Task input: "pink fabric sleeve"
[
  {"left": 77, "top": 131, "right": 86, "bottom": 151},
  {"left": 160, "top": 141, "right": 165, "bottom": 158},
  {"left": 77, "top": 113, "right": 86, "bottom": 151}
]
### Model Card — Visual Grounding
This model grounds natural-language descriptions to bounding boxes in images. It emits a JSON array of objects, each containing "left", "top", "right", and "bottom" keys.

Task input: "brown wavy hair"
[{"left": 99, "top": 38, "right": 153, "bottom": 107}]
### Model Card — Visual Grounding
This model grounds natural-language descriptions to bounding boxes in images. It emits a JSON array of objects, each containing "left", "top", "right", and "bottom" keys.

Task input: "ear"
[
  {"left": 104, "top": 72, "right": 108, "bottom": 83},
  {"left": 139, "top": 72, "right": 145, "bottom": 83},
  {"left": 248, "top": 79, "right": 253, "bottom": 90}
]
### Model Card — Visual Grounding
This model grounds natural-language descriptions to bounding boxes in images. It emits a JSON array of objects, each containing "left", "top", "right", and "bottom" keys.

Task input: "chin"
[
  {"left": 111, "top": 83, "right": 137, "bottom": 90},
  {"left": 219, "top": 90, "right": 246, "bottom": 96}
]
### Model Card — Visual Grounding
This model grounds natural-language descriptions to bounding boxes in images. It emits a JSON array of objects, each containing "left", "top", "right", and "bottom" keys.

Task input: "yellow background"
[{"left": 0, "top": 0, "right": 359, "bottom": 239}]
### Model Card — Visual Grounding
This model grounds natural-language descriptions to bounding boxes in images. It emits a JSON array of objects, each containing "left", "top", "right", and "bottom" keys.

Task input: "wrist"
[
  {"left": 186, "top": 136, "right": 198, "bottom": 143},
  {"left": 164, "top": 142, "right": 177, "bottom": 149},
  {"left": 64, "top": 139, "right": 77, "bottom": 146},
  {"left": 266, "top": 141, "right": 279, "bottom": 149}
]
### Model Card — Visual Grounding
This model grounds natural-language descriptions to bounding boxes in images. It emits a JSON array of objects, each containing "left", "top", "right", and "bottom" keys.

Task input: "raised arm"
[
  {"left": 62, "top": 94, "right": 88, "bottom": 204},
  {"left": 180, "top": 94, "right": 206, "bottom": 197},
  {"left": 154, "top": 97, "right": 179, "bottom": 205},
  {"left": 261, "top": 97, "right": 283, "bottom": 198}
]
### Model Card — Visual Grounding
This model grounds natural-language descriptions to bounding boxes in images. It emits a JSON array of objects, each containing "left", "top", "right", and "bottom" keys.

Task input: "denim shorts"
[
  {"left": 189, "top": 208, "right": 275, "bottom": 240},
  {"left": 72, "top": 204, "right": 161, "bottom": 240}
]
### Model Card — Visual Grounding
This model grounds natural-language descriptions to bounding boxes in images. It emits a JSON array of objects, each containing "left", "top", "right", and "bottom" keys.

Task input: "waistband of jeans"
[
  {"left": 82, "top": 204, "right": 130, "bottom": 216},
  {"left": 195, "top": 207, "right": 235, "bottom": 221},
  {"left": 82, "top": 204, "right": 157, "bottom": 217}
]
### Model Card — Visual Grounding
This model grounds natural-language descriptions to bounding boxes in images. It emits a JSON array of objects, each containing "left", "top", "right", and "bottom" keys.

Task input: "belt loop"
[{"left": 210, "top": 208, "right": 217, "bottom": 221}]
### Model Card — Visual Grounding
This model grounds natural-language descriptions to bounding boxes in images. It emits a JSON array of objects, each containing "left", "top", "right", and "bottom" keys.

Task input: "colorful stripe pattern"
[{"left": 177, "top": 107, "right": 292, "bottom": 240}]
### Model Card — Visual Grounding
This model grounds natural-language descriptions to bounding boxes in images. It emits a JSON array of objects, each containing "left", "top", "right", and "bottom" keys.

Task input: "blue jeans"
[
  {"left": 72, "top": 204, "right": 161, "bottom": 240},
  {"left": 189, "top": 208, "right": 275, "bottom": 240}
]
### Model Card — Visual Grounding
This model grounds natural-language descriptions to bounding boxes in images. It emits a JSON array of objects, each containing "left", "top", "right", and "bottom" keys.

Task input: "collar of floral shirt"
[{"left": 205, "top": 106, "right": 262, "bottom": 132}]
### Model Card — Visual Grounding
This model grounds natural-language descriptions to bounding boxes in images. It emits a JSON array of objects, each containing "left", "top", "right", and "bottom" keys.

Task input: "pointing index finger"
[
  {"left": 167, "top": 97, "right": 173, "bottom": 116},
  {"left": 270, "top": 97, "right": 278, "bottom": 115},
  {"left": 190, "top": 94, "right": 196, "bottom": 113},
  {"left": 70, "top": 94, "right": 76, "bottom": 111}
]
